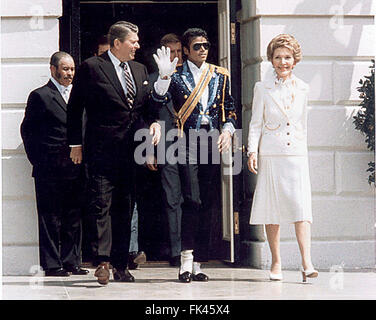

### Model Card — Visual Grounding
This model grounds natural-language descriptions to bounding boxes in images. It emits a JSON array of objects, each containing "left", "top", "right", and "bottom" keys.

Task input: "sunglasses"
[{"left": 192, "top": 42, "right": 211, "bottom": 51}]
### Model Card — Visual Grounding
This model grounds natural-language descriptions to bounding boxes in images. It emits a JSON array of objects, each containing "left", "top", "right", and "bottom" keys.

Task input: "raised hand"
[{"left": 153, "top": 46, "right": 178, "bottom": 80}]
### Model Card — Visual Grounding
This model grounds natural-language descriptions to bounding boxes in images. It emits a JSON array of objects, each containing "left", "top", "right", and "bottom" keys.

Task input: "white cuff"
[
  {"left": 154, "top": 76, "right": 171, "bottom": 96},
  {"left": 222, "top": 123, "right": 235, "bottom": 136}
]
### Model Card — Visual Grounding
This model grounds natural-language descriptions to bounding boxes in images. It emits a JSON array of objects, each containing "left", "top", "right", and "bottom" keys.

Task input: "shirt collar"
[
  {"left": 50, "top": 77, "right": 72, "bottom": 94},
  {"left": 273, "top": 70, "right": 296, "bottom": 87},
  {"left": 108, "top": 49, "right": 128, "bottom": 69},
  {"left": 187, "top": 60, "right": 206, "bottom": 74}
]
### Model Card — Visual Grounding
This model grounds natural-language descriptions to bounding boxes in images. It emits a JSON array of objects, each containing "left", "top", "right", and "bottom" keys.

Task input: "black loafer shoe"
[
  {"left": 192, "top": 272, "right": 209, "bottom": 282},
  {"left": 45, "top": 268, "right": 70, "bottom": 277},
  {"left": 65, "top": 266, "right": 89, "bottom": 275},
  {"left": 113, "top": 268, "right": 135, "bottom": 282},
  {"left": 178, "top": 271, "right": 192, "bottom": 283}
]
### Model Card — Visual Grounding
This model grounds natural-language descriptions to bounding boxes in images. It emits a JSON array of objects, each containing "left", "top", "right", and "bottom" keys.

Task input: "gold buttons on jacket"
[
  {"left": 213, "top": 104, "right": 217, "bottom": 108},
  {"left": 184, "top": 95, "right": 188, "bottom": 99}
]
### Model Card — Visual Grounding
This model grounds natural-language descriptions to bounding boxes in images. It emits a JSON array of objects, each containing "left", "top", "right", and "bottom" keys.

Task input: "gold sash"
[{"left": 176, "top": 63, "right": 215, "bottom": 137}]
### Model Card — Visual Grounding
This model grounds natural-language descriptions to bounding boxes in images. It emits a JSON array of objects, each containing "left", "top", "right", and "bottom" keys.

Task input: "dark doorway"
[
  {"left": 79, "top": 1, "right": 219, "bottom": 71},
  {"left": 73, "top": 0, "right": 227, "bottom": 262}
]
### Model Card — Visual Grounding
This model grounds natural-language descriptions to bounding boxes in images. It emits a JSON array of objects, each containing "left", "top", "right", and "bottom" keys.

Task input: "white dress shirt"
[
  {"left": 50, "top": 77, "right": 72, "bottom": 104},
  {"left": 107, "top": 49, "right": 137, "bottom": 96}
]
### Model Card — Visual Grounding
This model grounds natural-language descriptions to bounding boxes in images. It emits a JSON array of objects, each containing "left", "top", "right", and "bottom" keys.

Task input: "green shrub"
[{"left": 353, "top": 59, "right": 375, "bottom": 185}]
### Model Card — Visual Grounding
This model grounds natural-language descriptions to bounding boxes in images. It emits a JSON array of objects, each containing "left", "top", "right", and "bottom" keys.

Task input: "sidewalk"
[{"left": 2, "top": 262, "right": 376, "bottom": 300}]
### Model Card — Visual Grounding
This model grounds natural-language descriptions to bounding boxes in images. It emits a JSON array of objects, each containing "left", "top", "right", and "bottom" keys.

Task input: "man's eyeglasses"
[{"left": 192, "top": 42, "right": 210, "bottom": 51}]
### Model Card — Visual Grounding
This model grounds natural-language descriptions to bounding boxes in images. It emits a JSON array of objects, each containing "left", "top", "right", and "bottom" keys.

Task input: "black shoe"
[
  {"left": 113, "top": 268, "right": 135, "bottom": 282},
  {"left": 192, "top": 272, "right": 209, "bottom": 282},
  {"left": 65, "top": 266, "right": 89, "bottom": 275},
  {"left": 169, "top": 255, "right": 181, "bottom": 267},
  {"left": 45, "top": 268, "right": 70, "bottom": 277},
  {"left": 178, "top": 271, "right": 192, "bottom": 283},
  {"left": 128, "top": 251, "right": 138, "bottom": 270},
  {"left": 128, "top": 260, "right": 138, "bottom": 270}
]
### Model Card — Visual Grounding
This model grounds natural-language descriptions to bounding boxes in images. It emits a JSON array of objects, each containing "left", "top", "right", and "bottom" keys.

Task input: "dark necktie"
[{"left": 120, "top": 62, "right": 135, "bottom": 107}]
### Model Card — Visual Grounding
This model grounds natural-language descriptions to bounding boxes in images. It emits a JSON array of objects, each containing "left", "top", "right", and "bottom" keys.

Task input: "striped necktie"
[{"left": 120, "top": 62, "right": 135, "bottom": 108}]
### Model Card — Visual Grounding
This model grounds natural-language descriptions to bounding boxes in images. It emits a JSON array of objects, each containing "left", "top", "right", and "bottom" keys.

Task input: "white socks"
[
  {"left": 193, "top": 262, "right": 202, "bottom": 275},
  {"left": 180, "top": 250, "right": 204, "bottom": 275},
  {"left": 180, "top": 250, "right": 193, "bottom": 274}
]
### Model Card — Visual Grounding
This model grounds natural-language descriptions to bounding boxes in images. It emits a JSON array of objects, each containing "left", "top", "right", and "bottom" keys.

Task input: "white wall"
[
  {"left": 241, "top": 0, "right": 375, "bottom": 269},
  {"left": 2, "top": 0, "right": 62, "bottom": 275}
]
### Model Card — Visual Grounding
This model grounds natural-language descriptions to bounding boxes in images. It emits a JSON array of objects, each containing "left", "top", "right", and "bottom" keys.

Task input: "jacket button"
[
  {"left": 287, "top": 132, "right": 290, "bottom": 135},
  {"left": 184, "top": 95, "right": 188, "bottom": 99},
  {"left": 287, "top": 122, "right": 290, "bottom": 126},
  {"left": 287, "top": 142, "right": 290, "bottom": 146},
  {"left": 213, "top": 104, "right": 216, "bottom": 108}
]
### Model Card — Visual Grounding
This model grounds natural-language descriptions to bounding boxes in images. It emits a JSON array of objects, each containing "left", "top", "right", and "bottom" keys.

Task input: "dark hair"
[
  {"left": 49, "top": 51, "right": 72, "bottom": 67},
  {"left": 181, "top": 28, "right": 208, "bottom": 50},
  {"left": 107, "top": 21, "right": 138, "bottom": 47},
  {"left": 160, "top": 33, "right": 181, "bottom": 46},
  {"left": 97, "top": 34, "right": 109, "bottom": 46}
]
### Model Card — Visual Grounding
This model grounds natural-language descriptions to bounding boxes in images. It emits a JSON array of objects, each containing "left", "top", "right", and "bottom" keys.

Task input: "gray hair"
[
  {"left": 49, "top": 51, "right": 73, "bottom": 67},
  {"left": 107, "top": 21, "right": 139, "bottom": 47}
]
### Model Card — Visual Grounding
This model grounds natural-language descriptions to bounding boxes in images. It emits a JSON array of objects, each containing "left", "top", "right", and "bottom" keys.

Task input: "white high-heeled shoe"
[
  {"left": 301, "top": 267, "right": 318, "bottom": 282},
  {"left": 269, "top": 272, "right": 283, "bottom": 281}
]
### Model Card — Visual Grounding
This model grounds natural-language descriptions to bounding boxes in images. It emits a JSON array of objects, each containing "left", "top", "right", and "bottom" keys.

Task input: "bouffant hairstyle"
[{"left": 267, "top": 34, "right": 302, "bottom": 64}]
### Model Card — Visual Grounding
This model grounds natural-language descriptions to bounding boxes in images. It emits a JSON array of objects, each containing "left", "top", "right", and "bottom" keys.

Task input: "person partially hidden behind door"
[
  {"left": 148, "top": 33, "right": 183, "bottom": 267},
  {"left": 21, "top": 51, "right": 89, "bottom": 277},
  {"left": 151, "top": 28, "right": 237, "bottom": 282}
]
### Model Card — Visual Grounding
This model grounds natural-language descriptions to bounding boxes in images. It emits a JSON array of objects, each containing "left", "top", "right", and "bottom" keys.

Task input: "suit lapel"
[
  {"left": 47, "top": 80, "right": 67, "bottom": 112},
  {"left": 267, "top": 87, "right": 289, "bottom": 119},
  {"left": 98, "top": 52, "right": 128, "bottom": 106}
]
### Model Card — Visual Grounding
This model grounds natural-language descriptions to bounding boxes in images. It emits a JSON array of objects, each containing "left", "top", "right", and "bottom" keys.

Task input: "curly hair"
[{"left": 267, "top": 34, "right": 302, "bottom": 64}]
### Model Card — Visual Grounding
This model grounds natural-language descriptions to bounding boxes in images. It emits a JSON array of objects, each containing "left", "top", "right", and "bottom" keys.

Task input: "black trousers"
[
  {"left": 178, "top": 129, "right": 221, "bottom": 262},
  {"left": 87, "top": 170, "right": 134, "bottom": 269},
  {"left": 34, "top": 177, "right": 83, "bottom": 271},
  {"left": 160, "top": 162, "right": 182, "bottom": 258}
]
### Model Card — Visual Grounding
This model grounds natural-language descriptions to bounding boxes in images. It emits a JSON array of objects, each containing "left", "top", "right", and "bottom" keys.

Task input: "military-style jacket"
[{"left": 152, "top": 61, "right": 237, "bottom": 133}]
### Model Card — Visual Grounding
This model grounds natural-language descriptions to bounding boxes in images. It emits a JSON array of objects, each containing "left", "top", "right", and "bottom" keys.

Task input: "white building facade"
[{"left": 1, "top": 0, "right": 375, "bottom": 275}]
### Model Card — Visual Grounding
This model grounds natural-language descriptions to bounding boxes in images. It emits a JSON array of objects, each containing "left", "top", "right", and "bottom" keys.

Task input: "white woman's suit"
[{"left": 247, "top": 73, "right": 312, "bottom": 224}]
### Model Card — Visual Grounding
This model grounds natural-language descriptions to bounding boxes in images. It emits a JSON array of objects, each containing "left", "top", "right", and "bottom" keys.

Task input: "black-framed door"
[{"left": 59, "top": 0, "right": 245, "bottom": 264}]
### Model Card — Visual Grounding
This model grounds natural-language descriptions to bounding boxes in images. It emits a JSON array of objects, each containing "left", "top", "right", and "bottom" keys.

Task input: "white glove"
[{"left": 153, "top": 46, "right": 178, "bottom": 79}]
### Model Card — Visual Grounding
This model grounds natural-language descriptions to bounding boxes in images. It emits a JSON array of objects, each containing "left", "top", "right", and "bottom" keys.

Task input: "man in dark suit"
[
  {"left": 67, "top": 21, "right": 160, "bottom": 285},
  {"left": 152, "top": 28, "right": 237, "bottom": 282},
  {"left": 147, "top": 33, "right": 183, "bottom": 267},
  {"left": 21, "top": 51, "right": 89, "bottom": 277}
]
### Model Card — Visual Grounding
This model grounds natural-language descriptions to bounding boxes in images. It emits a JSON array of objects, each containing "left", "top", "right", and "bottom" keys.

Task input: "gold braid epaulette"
[{"left": 215, "top": 65, "right": 230, "bottom": 77}]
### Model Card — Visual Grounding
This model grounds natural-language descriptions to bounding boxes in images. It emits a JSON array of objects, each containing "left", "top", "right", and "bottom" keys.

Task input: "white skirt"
[{"left": 249, "top": 155, "right": 312, "bottom": 225}]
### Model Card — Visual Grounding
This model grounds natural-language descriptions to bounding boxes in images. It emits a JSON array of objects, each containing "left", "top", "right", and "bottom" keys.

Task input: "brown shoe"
[
  {"left": 133, "top": 251, "right": 147, "bottom": 265},
  {"left": 94, "top": 262, "right": 110, "bottom": 285},
  {"left": 113, "top": 268, "right": 135, "bottom": 282}
]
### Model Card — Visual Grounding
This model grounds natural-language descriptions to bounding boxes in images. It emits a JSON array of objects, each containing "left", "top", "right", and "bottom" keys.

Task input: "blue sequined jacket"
[{"left": 151, "top": 61, "right": 237, "bottom": 132}]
